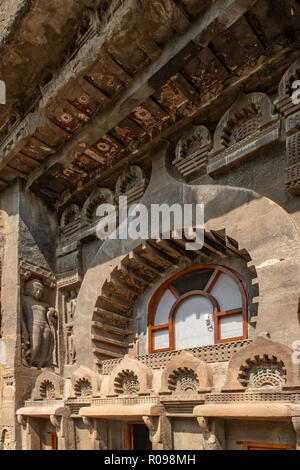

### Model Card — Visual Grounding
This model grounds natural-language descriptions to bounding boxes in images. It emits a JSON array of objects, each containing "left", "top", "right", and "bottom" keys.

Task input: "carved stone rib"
[
  {"left": 91, "top": 334, "right": 127, "bottom": 349},
  {"left": 93, "top": 347, "right": 123, "bottom": 359},
  {"left": 92, "top": 321, "right": 131, "bottom": 337},
  {"left": 94, "top": 307, "right": 132, "bottom": 324}
]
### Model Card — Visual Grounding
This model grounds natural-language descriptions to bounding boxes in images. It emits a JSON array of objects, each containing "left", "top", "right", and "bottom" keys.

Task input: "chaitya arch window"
[{"left": 148, "top": 265, "right": 249, "bottom": 354}]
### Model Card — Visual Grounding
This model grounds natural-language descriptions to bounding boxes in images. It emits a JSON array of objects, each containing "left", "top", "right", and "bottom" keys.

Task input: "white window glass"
[
  {"left": 219, "top": 313, "right": 243, "bottom": 340},
  {"left": 174, "top": 296, "right": 214, "bottom": 349},
  {"left": 154, "top": 289, "right": 176, "bottom": 326},
  {"left": 210, "top": 273, "right": 242, "bottom": 311},
  {"left": 153, "top": 329, "right": 169, "bottom": 350}
]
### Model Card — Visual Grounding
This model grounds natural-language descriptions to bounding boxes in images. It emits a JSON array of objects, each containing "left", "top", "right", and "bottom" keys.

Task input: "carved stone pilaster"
[
  {"left": 143, "top": 415, "right": 172, "bottom": 450},
  {"left": 82, "top": 416, "right": 108, "bottom": 450},
  {"left": 143, "top": 416, "right": 162, "bottom": 450}
]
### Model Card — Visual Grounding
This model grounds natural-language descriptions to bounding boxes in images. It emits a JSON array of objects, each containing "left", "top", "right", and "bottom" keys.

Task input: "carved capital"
[
  {"left": 50, "top": 415, "right": 62, "bottom": 433},
  {"left": 82, "top": 416, "right": 94, "bottom": 434},
  {"left": 197, "top": 417, "right": 210, "bottom": 434},
  {"left": 17, "top": 415, "right": 27, "bottom": 427},
  {"left": 142, "top": 416, "right": 156, "bottom": 432}
]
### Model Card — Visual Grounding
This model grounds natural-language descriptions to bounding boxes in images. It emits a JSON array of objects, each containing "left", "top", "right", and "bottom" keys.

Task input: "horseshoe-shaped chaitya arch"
[{"left": 73, "top": 144, "right": 300, "bottom": 370}]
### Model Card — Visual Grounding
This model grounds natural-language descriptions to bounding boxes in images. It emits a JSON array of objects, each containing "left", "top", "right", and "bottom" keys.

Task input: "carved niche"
[
  {"left": 114, "top": 370, "right": 140, "bottom": 395},
  {"left": 172, "top": 125, "right": 212, "bottom": 181},
  {"left": 160, "top": 351, "right": 211, "bottom": 395},
  {"left": 32, "top": 370, "right": 65, "bottom": 400},
  {"left": 82, "top": 187, "right": 114, "bottom": 225},
  {"left": 74, "top": 378, "right": 93, "bottom": 397},
  {"left": 21, "top": 278, "right": 58, "bottom": 368},
  {"left": 115, "top": 166, "right": 148, "bottom": 206},
  {"left": 208, "top": 92, "right": 279, "bottom": 175},
  {"left": 275, "top": 58, "right": 300, "bottom": 195},
  {"left": 60, "top": 204, "right": 81, "bottom": 229},
  {"left": 222, "top": 336, "right": 300, "bottom": 392},
  {"left": 71, "top": 366, "right": 102, "bottom": 398},
  {"left": 0, "top": 429, "right": 13, "bottom": 451},
  {"left": 109, "top": 355, "right": 153, "bottom": 396},
  {"left": 238, "top": 355, "right": 287, "bottom": 391}
]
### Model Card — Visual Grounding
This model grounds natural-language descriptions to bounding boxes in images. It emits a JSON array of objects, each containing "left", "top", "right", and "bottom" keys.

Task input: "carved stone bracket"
[
  {"left": 20, "top": 259, "right": 56, "bottom": 288},
  {"left": 50, "top": 415, "right": 62, "bottom": 436},
  {"left": 17, "top": 415, "right": 27, "bottom": 429},
  {"left": 82, "top": 416, "right": 93, "bottom": 434},
  {"left": 292, "top": 416, "right": 300, "bottom": 450},
  {"left": 196, "top": 417, "right": 223, "bottom": 450}
]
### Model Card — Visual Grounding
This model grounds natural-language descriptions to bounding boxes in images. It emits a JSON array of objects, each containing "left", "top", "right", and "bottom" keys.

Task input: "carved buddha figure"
[{"left": 21, "top": 279, "right": 57, "bottom": 368}]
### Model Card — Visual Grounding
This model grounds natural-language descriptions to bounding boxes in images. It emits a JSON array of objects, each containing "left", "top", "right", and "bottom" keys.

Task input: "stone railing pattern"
[
  {"left": 101, "top": 340, "right": 252, "bottom": 375},
  {"left": 205, "top": 392, "right": 300, "bottom": 403}
]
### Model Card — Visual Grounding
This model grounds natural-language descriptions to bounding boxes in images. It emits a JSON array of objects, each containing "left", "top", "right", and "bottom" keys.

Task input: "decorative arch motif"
[
  {"left": 114, "top": 370, "right": 140, "bottom": 395},
  {"left": 172, "top": 126, "right": 212, "bottom": 181},
  {"left": 40, "top": 380, "right": 56, "bottom": 399},
  {"left": 71, "top": 366, "right": 102, "bottom": 398},
  {"left": 60, "top": 204, "right": 81, "bottom": 227},
  {"left": 160, "top": 351, "right": 211, "bottom": 394},
  {"left": 209, "top": 92, "right": 279, "bottom": 175},
  {"left": 278, "top": 58, "right": 300, "bottom": 99},
  {"left": 74, "top": 378, "right": 93, "bottom": 397},
  {"left": 109, "top": 355, "right": 152, "bottom": 396},
  {"left": 148, "top": 264, "right": 249, "bottom": 354},
  {"left": 222, "top": 336, "right": 300, "bottom": 392},
  {"left": 115, "top": 165, "right": 148, "bottom": 205},
  {"left": 238, "top": 354, "right": 287, "bottom": 391},
  {"left": 32, "top": 370, "right": 64, "bottom": 400},
  {"left": 82, "top": 188, "right": 114, "bottom": 225}
]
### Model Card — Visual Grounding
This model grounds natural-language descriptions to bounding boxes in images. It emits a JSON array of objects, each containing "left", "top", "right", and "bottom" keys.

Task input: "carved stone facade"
[{"left": 0, "top": 0, "right": 300, "bottom": 451}]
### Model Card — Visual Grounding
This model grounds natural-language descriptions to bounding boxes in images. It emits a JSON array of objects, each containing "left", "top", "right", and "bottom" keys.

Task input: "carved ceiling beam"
[{"left": 26, "top": 0, "right": 258, "bottom": 190}]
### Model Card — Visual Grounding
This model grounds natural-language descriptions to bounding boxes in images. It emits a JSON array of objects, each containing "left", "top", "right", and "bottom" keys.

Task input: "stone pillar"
[
  {"left": 82, "top": 417, "right": 108, "bottom": 450},
  {"left": 50, "top": 415, "right": 65, "bottom": 450},
  {"left": 143, "top": 415, "right": 173, "bottom": 450},
  {"left": 24, "top": 417, "right": 41, "bottom": 450}
]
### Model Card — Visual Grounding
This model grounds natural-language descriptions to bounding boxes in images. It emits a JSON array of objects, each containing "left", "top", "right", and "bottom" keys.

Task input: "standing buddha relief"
[
  {"left": 65, "top": 288, "right": 79, "bottom": 365},
  {"left": 21, "top": 279, "right": 57, "bottom": 368}
]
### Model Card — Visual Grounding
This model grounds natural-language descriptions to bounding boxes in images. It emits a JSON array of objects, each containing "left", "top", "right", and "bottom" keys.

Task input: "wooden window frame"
[
  {"left": 239, "top": 441, "right": 295, "bottom": 450},
  {"left": 49, "top": 432, "right": 58, "bottom": 451},
  {"left": 148, "top": 264, "right": 249, "bottom": 354},
  {"left": 126, "top": 421, "right": 149, "bottom": 450}
]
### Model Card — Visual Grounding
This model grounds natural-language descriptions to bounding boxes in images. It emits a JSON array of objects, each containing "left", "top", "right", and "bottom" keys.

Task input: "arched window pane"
[
  {"left": 153, "top": 329, "right": 169, "bottom": 350},
  {"left": 171, "top": 270, "right": 213, "bottom": 295},
  {"left": 219, "top": 313, "right": 243, "bottom": 340},
  {"left": 154, "top": 289, "right": 176, "bottom": 326},
  {"left": 210, "top": 273, "right": 242, "bottom": 311},
  {"left": 175, "top": 296, "right": 214, "bottom": 349}
]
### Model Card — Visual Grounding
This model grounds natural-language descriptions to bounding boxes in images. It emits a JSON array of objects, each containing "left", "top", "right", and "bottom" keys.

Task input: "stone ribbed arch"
[
  {"left": 211, "top": 92, "right": 275, "bottom": 155},
  {"left": 32, "top": 370, "right": 65, "bottom": 400},
  {"left": 278, "top": 57, "right": 300, "bottom": 99},
  {"left": 222, "top": 336, "right": 300, "bottom": 392},
  {"left": 108, "top": 355, "right": 153, "bottom": 395},
  {"left": 73, "top": 141, "right": 300, "bottom": 371},
  {"left": 160, "top": 351, "right": 211, "bottom": 394},
  {"left": 71, "top": 366, "right": 102, "bottom": 397}
]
